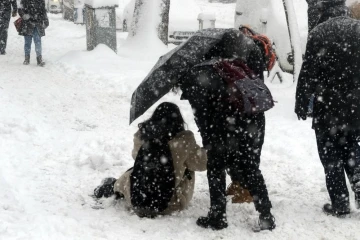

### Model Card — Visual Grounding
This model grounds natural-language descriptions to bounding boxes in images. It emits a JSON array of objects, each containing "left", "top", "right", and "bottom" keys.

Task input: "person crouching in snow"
[
  {"left": 94, "top": 102, "right": 207, "bottom": 218},
  {"left": 18, "top": 0, "right": 48, "bottom": 66}
]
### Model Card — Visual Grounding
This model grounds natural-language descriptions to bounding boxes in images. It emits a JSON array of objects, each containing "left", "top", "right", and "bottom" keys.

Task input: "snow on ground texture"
[{"left": 1, "top": 4, "right": 360, "bottom": 240}]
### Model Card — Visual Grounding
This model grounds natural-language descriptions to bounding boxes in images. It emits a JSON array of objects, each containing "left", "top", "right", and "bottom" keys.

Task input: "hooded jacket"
[{"left": 113, "top": 130, "right": 207, "bottom": 214}]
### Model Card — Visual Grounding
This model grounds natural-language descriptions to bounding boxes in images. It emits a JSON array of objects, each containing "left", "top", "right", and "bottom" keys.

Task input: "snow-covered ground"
[{"left": 1, "top": 1, "right": 360, "bottom": 240}]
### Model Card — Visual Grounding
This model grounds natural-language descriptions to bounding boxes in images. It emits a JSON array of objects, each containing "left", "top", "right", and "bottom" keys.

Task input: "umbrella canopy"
[{"left": 129, "top": 28, "right": 254, "bottom": 124}]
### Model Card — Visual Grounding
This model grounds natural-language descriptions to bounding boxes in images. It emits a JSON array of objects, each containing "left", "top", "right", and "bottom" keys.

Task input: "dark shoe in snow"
[
  {"left": 253, "top": 213, "right": 276, "bottom": 232},
  {"left": 196, "top": 212, "right": 228, "bottom": 230},
  {"left": 322, "top": 203, "right": 350, "bottom": 217},
  {"left": 0, "top": 51, "right": 6, "bottom": 55},
  {"left": 37, "top": 56, "right": 45, "bottom": 67},
  {"left": 94, "top": 177, "right": 117, "bottom": 198},
  {"left": 23, "top": 55, "right": 30, "bottom": 65}
]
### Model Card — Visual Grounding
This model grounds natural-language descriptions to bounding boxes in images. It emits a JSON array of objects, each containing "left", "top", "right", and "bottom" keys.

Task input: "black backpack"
[{"left": 130, "top": 138, "right": 175, "bottom": 216}]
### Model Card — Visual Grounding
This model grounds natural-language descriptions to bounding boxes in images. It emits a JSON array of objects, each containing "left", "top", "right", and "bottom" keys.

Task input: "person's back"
[
  {"left": 299, "top": 16, "right": 360, "bottom": 130},
  {"left": 94, "top": 102, "right": 207, "bottom": 217},
  {"left": 295, "top": 4, "right": 360, "bottom": 216}
]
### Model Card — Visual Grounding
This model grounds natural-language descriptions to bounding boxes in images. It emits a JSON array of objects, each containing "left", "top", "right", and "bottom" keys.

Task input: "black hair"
[{"left": 138, "top": 102, "right": 185, "bottom": 141}]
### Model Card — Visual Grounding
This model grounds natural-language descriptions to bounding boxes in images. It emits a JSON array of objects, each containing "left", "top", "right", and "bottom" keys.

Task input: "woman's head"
[{"left": 138, "top": 102, "right": 185, "bottom": 141}]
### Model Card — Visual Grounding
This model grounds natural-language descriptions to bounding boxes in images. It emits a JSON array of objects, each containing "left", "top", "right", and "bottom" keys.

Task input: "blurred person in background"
[{"left": 0, "top": 0, "right": 17, "bottom": 55}]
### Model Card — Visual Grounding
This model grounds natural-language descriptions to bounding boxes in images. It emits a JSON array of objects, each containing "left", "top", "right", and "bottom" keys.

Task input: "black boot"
[
  {"left": 254, "top": 212, "right": 276, "bottom": 232},
  {"left": 23, "top": 55, "right": 30, "bottom": 65},
  {"left": 37, "top": 55, "right": 45, "bottom": 67},
  {"left": 322, "top": 203, "right": 350, "bottom": 217},
  {"left": 196, "top": 211, "right": 228, "bottom": 230},
  {"left": 94, "top": 177, "right": 117, "bottom": 198}
]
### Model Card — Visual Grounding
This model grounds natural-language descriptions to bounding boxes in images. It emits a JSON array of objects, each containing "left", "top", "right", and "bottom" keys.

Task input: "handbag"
[
  {"left": 14, "top": 18, "right": 23, "bottom": 33},
  {"left": 213, "top": 59, "right": 275, "bottom": 115}
]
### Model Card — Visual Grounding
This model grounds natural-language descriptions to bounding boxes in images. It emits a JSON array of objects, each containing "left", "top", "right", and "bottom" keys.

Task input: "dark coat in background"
[
  {"left": 18, "top": 0, "right": 49, "bottom": 37},
  {"left": 295, "top": 16, "right": 360, "bottom": 133},
  {"left": 0, "top": 0, "right": 17, "bottom": 53}
]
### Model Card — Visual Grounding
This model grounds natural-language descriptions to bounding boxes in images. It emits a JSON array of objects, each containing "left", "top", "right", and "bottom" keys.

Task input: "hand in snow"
[{"left": 12, "top": 11, "right": 17, "bottom": 17}]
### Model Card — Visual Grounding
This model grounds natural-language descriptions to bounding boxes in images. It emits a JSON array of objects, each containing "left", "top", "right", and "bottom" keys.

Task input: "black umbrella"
[{"left": 129, "top": 28, "right": 254, "bottom": 124}]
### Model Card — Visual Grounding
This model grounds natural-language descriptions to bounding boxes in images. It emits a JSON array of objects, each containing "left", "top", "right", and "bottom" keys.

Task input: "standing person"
[
  {"left": 0, "top": 0, "right": 17, "bottom": 55},
  {"left": 295, "top": 0, "right": 360, "bottom": 216},
  {"left": 94, "top": 102, "right": 208, "bottom": 217},
  {"left": 179, "top": 30, "right": 275, "bottom": 231},
  {"left": 18, "top": 0, "right": 49, "bottom": 66}
]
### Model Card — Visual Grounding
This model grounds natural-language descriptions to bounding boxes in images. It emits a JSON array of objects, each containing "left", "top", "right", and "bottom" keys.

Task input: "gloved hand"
[
  {"left": 297, "top": 113, "right": 307, "bottom": 121},
  {"left": 44, "top": 19, "right": 49, "bottom": 29},
  {"left": 12, "top": 11, "right": 17, "bottom": 17},
  {"left": 295, "top": 106, "right": 308, "bottom": 121}
]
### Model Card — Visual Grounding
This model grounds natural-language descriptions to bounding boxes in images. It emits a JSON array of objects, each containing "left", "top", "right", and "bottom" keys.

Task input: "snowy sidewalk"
[{"left": 1, "top": 13, "right": 360, "bottom": 240}]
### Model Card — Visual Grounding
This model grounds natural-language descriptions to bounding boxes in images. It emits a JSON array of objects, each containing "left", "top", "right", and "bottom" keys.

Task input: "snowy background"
[{"left": 1, "top": 0, "right": 360, "bottom": 239}]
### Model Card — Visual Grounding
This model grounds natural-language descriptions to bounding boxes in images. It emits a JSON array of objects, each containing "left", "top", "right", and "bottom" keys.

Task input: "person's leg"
[
  {"left": 0, "top": 13, "right": 11, "bottom": 54},
  {"left": 315, "top": 128, "right": 350, "bottom": 214},
  {"left": 197, "top": 146, "right": 228, "bottom": 230},
  {"left": 24, "top": 35, "right": 32, "bottom": 64},
  {"left": 232, "top": 113, "right": 272, "bottom": 213},
  {"left": 33, "top": 28, "right": 42, "bottom": 57},
  {"left": 343, "top": 132, "right": 360, "bottom": 208}
]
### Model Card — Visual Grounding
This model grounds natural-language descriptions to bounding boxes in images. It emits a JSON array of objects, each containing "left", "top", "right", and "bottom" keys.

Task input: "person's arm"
[
  {"left": 43, "top": 2, "right": 49, "bottom": 28},
  {"left": 11, "top": 0, "right": 17, "bottom": 16},
  {"left": 131, "top": 131, "right": 143, "bottom": 160},
  {"left": 18, "top": 0, "right": 25, "bottom": 18},
  {"left": 295, "top": 31, "right": 321, "bottom": 120},
  {"left": 184, "top": 133, "right": 207, "bottom": 172}
]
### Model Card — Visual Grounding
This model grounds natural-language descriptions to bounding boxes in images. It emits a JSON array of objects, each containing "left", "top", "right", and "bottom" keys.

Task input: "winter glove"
[
  {"left": 12, "top": 11, "right": 17, "bottom": 17},
  {"left": 295, "top": 105, "right": 308, "bottom": 120},
  {"left": 44, "top": 19, "right": 49, "bottom": 29}
]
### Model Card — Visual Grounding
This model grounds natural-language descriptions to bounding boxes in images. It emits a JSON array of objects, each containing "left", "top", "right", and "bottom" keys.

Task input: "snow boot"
[
  {"left": 94, "top": 177, "right": 117, "bottom": 198},
  {"left": 0, "top": 51, "right": 6, "bottom": 55},
  {"left": 37, "top": 55, "right": 45, "bottom": 67},
  {"left": 253, "top": 212, "right": 276, "bottom": 232},
  {"left": 23, "top": 55, "right": 30, "bottom": 65},
  {"left": 322, "top": 203, "right": 350, "bottom": 217},
  {"left": 196, "top": 211, "right": 228, "bottom": 230}
]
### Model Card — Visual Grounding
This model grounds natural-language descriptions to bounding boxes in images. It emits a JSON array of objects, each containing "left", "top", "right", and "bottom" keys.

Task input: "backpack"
[
  {"left": 213, "top": 58, "right": 274, "bottom": 115},
  {"left": 239, "top": 25, "right": 276, "bottom": 71},
  {"left": 130, "top": 138, "right": 175, "bottom": 216}
]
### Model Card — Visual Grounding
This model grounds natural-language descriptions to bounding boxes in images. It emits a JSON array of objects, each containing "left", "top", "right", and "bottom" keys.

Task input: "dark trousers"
[
  {"left": 0, "top": 12, "right": 11, "bottom": 53},
  {"left": 315, "top": 127, "right": 360, "bottom": 209},
  {"left": 206, "top": 113, "right": 272, "bottom": 216}
]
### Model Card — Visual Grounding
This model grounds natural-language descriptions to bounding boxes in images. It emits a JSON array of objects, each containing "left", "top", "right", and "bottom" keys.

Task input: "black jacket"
[
  {"left": 295, "top": 17, "right": 360, "bottom": 132},
  {"left": 0, "top": 0, "right": 17, "bottom": 12},
  {"left": 18, "top": 0, "right": 49, "bottom": 36},
  {"left": 179, "top": 32, "right": 266, "bottom": 149},
  {"left": 0, "top": 0, "right": 17, "bottom": 20}
]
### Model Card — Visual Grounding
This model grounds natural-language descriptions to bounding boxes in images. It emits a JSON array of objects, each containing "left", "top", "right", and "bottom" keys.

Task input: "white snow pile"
[{"left": 84, "top": 0, "right": 119, "bottom": 8}]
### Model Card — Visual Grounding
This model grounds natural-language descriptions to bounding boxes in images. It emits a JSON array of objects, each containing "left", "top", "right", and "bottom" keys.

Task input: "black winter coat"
[
  {"left": 0, "top": 0, "right": 17, "bottom": 21},
  {"left": 179, "top": 34, "right": 266, "bottom": 149},
  {"left": 18, "top": 0, "right": 49, "bottom": 37},
  {"left": 295, "top": 17, "right": 360, "bottom": 132}
]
